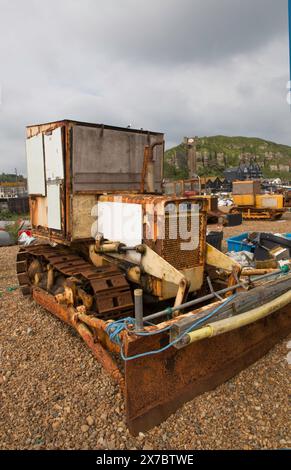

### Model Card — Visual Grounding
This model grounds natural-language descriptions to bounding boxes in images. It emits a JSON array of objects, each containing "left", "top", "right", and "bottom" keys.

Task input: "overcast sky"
[{"left": 0, "top": 0, "right": 290, "bottom": 174}]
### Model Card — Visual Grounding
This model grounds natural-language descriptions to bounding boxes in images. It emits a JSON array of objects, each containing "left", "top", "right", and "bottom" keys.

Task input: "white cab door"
[{"left": 26, "top": 134, "right": 46, "bottom": 195}]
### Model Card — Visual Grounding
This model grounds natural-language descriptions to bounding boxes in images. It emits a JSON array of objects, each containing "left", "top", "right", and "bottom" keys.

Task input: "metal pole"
[
  {"left": 134, "top": 289, "right": 144, "bottom": 331},
  {"left": 143, "top": 270, "right": 286, "bottom": 323}
]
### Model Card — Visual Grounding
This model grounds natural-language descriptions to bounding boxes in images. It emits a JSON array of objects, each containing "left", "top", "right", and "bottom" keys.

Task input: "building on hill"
[
  {"left": 200, "top": 177, "right": 231, "bottom": 193},
  {"left": 224, "top": 161, "right": 263, "bottom": 182}
]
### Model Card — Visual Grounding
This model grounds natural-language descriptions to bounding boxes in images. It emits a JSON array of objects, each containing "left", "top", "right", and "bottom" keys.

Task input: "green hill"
[{"left": 165, "top": 136, "right": 291, "bottom": 181}]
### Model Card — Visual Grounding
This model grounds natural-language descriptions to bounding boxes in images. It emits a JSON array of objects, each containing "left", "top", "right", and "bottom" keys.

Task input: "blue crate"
[
  {"left": 226, "top": 232, "right": 255, "bottom": 253},
  {"left": 227, "top": 232, "right": 291, "bottom": 253}
]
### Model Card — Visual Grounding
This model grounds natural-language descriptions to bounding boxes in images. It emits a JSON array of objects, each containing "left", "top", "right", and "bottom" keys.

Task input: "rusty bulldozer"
[{"left": 18, "top": 120, "right": 291, "bottom": 434}]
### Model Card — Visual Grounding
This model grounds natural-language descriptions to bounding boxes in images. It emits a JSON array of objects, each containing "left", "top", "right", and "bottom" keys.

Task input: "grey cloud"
[
  {"left": 0, "top": 0, "right": 290, "bottom": 174},
  {"left": 52, "top": 0, "right": 287, "bottom": 66}
]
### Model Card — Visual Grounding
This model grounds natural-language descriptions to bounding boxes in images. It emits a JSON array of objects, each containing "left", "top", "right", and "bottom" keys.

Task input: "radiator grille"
[{"left": 162, "top": 210, "right": 205, "bottom": 270}]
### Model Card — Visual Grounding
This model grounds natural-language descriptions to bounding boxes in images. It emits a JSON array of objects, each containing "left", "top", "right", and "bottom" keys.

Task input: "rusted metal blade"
[{"left": 124, "top": 306, "right": 291, "bottom": 435}]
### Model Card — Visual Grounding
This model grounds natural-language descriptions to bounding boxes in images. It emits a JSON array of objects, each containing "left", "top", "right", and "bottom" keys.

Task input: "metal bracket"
[
  {"left": 173, "top": 277, "right": 190, "bottom": 317},
  {"left": 207, "top": 276, "right": 223, "bottom": 301}
]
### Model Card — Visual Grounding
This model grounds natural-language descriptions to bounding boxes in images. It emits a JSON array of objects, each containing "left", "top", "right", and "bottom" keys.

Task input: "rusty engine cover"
[{"left": 98, "top": 194, "right": 207, "bottom": 271}]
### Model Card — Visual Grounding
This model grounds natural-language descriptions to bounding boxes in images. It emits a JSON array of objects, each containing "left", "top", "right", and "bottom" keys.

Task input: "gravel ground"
[{"left": 0, "top": 217, "right": 290, "bottom": 450}]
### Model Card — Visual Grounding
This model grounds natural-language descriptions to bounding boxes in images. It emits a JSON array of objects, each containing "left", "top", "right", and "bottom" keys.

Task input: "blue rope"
[
  {"left": 105, "top": 294, "right": 236, "bottom": 361},
  {"left": 105, "top": 316, "right": 172, "bottom": 345},
  {"left": 106, "top": 266, "right": 290, "bottom": 361},
  {"left": 105, "top": 317, "right": 134, "bottom": 346}
]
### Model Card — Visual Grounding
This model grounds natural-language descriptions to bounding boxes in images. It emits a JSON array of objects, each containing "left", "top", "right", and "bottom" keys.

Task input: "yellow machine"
[
  {"left": 164, "top": 178, "right": 227, "bottom": 222},
  {"left": 232, "top": 180, "right": 286, "bottom": 220},
  {"left": 17, "top": 121, "right": 291, "bottom": 434}
]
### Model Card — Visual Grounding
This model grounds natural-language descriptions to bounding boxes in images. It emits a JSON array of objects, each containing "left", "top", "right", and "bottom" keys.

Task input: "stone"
[
  {"left": 52, "top": 421, "right": 61, "bottom": 431},
  {"left": 86, "top": 415, "right": 94, "bottom": 426}
]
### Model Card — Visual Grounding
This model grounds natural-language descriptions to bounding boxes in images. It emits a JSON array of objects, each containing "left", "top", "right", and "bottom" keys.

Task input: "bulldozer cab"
[{"left": 26, "top": 120, "right": 164, "bottom": 244}]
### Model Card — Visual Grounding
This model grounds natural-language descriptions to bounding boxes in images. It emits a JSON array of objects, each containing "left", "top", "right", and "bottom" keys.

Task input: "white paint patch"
[
  {"left": 97, "top": 201, "right": 142, "bottom": 247},
  {"left": 26, "top": 134, "right": 46, "bottom": 196},
  {"left": 44, "top": 127, "right": 64, "bottom": 180},
  {"left": 47, "top": 183, "right": 61, "bottom": 230}
]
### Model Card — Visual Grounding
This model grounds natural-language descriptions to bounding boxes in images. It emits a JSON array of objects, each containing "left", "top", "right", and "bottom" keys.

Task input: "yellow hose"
[{"left": 187, "top": 289, "right": 291, "bottom": 345}]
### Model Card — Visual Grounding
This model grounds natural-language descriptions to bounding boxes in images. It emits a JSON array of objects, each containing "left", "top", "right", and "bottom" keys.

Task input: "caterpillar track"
[
  {"left": 16, "top": 244, "right": 134, "bottom": 321},
  {"left": 237, "top": 208, "right": 285, "bottom": 221},
  {"left": 229, "top": 206, "right": 285, "bottom": 221}
]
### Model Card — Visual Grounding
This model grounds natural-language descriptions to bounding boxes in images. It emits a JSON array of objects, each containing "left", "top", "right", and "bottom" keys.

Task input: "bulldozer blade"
[
  {"left": 124, "top": 306, "right": 291, "bottom": 435},
  {"left": 28, "top": 286, "right": 291, "bottom": 436}
]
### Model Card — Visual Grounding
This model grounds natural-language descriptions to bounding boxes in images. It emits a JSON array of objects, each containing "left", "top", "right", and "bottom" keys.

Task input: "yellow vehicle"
[
  {"left": 232, "top": 180, "right": 286, "bottom": 220},
  {"left": 164, "top": 178, "right": 228, "bottom": 223},
  {"left": 17, "top": 121, "right": 291, "bottom": 434}
]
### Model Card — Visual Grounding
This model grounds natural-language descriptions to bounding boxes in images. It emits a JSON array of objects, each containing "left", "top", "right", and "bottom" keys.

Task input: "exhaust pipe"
[{"left": 141, "top": 141, "right": 164, "bottom": 193}]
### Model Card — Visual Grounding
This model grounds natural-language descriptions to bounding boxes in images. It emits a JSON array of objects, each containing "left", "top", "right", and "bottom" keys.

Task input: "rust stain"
[
  {"left": 124, "top": 306, "right": 291, "bottom": 434},
  {"left": 32, "top": 288, "right": 124, "bottom": 389}
]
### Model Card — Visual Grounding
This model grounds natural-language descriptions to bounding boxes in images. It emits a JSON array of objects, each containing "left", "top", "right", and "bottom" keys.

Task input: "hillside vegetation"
[
  {"left": 0, "top": 173, "right": 25, "bottom": 183},
  {"left": 165, "top": 135, "right": 291, "bottom": 180}
]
